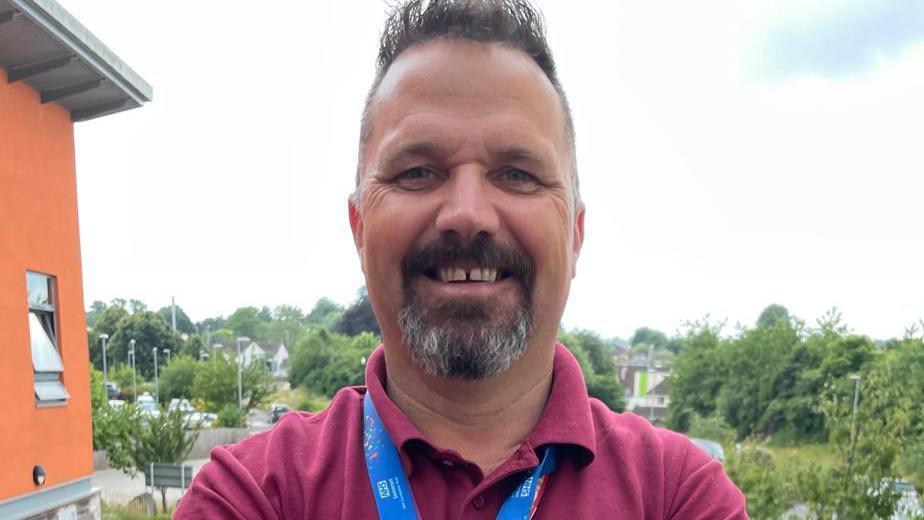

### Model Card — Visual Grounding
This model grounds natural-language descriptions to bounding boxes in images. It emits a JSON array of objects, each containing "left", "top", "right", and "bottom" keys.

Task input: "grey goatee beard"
[{"left": 398, "top": 297, "right": 534, "bottom": 380}]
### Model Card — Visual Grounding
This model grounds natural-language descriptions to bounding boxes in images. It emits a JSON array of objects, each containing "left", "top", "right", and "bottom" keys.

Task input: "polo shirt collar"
[{"left": 364, "top": 343, "right": 597, "bottom": 472}]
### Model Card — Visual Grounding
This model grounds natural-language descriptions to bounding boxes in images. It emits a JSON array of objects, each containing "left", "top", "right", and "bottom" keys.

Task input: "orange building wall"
[{"left": 0, "top": 68, "right": 94, "bottom": 500}]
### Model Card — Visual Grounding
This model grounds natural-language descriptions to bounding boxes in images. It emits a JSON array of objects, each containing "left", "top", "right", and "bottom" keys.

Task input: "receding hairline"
[{"left": 353, "top": 38, "right": 580, "bottom": 211}]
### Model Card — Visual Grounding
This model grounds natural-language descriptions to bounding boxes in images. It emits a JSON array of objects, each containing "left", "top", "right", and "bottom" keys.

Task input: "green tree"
[
  {"left": 629, "top": 326, "right": 669, "bottom": 349},
  {"left": 718, "top": 317, "right": 801, "bottom": 439},
  {"left": 128, "top": 298, "right": 148, "bottom": 314},
  {"left": 157, "top": 304, "right": 195, "bottom": 334},
  {"left": 226, "top": 306, "right": 267, "bottom": 340},
  {"left": 107, "top": 363, "right": 140, "bottom": 400},
  {"left": 796, "top": 366, "right": 912, "bottom": 518},
  {"left": 305, "top": 297, "right": 343, "bottom": 328},
  {"left": 179, "top": 334, "right": 206, "bottom": 360},
  {"left": 191, "top": 354, "right": 274, "bottom": 412},
  {"left": 756, "top": 303, "right": 791, "bottom": 328},
  {"left": 88, "top": 305, "right": 130, "bottom": 372},
  {"left": 159, "top": 355, "right": 198, "bottom": 402},
  {"left": 108, "top": 311, "right": 180, "bottom": 379},
  {"left": 335, "top": 288, "right": 380, "bottom": 336},
  {"left": 125, "top": 410, "right": 198, "bottom": 514},
  {"left": 558, "top": 329, "right": 626, "bottom": 412},
  {"left": 191, "top": 355, "right": 238, "bottom": 411},
  {"left": 289, "top": 329, "right": 377, "bottom": 397},
  {"left": 86, "top": 300, "right": 108, "bottom": 329},
  {"left": 666, "top": 321, "right": 727, "bottom": 432}
]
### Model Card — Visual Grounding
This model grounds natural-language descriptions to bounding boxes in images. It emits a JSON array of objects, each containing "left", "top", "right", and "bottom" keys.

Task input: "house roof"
[
  {"left": 0, "top": 0, "right": 151, "bottom": 120},
  {"left": 256, "top": 342, "right": 285, "bottom": 356}
]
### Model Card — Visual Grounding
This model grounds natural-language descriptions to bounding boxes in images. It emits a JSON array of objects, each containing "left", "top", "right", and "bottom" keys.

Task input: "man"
[{"left": 176, "top": 1, "right": 747, "bottom": 518}]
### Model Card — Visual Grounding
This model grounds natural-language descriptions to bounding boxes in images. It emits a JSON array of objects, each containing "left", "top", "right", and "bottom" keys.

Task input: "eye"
[
  {"left": 495, "top": 168, "right": 541, "bottom": 192},
  {"left": 394, "top": 167, "right": 439, "bottom": 190}
]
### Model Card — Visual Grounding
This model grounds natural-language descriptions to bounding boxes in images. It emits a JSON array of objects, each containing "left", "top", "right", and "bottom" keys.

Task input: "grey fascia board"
[
  {"left": 0, "top": 477, "right": 96, "bottom": 520},
  {"left": 9, "top": 0, "right": 152, "bottom": 105}
]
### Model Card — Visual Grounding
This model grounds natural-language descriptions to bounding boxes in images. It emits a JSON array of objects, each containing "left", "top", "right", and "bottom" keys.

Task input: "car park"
[
  {"left": 136, "top": 392, "right": 161, "bottom": 419},
  {"left": 168, "top": 398, "right": 214, "bottom": 428}
]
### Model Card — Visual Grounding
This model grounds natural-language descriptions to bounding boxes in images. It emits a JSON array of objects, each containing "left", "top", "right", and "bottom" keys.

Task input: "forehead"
[{"left": 364, "top": 40, "right": 567, "bottom": 168}]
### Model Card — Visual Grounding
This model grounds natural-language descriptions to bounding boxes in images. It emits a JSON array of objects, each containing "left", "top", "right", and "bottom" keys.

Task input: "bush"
[
  {"left": 216, "top": 404, "right": 246, "bottom": 427},
  {"left": 295, "top": 392, "right": 329, "bottom": 413},
  {"left": 688, "top": 413, "right": 735, "bottom": 446},
  {"left": 725, "top": 446, "right": 793, "bottom": 519}
]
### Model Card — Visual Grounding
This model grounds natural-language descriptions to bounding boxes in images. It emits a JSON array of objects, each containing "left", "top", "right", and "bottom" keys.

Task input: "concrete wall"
[
  {"left": 187, "top": 428, "right": 251, "bottom": 459},
  {"left": 0, "top": 67, "right": 93, "bottom": 501}
]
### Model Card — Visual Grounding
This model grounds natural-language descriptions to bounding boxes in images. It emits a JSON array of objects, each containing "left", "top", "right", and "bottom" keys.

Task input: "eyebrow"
[{"left": 378, "top": 141, "right": 549, "bottom": 172}]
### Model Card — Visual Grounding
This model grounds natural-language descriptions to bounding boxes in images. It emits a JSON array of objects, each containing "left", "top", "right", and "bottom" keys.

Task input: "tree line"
[{"left": 666, "top": 305, "right": 924, "bottom": 517}]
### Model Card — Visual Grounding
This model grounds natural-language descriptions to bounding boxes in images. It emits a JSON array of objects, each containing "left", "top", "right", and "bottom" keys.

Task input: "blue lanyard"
[{"left": 363, "top": 393, "right": 558, "bottom": 520}]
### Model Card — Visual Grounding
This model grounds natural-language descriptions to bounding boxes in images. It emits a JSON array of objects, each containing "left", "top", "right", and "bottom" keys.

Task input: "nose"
[{"left": 434, "top": 167, "right": 500, "bottom": 241}]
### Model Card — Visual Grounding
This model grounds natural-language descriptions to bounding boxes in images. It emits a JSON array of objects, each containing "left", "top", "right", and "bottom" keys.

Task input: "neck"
[{"left": 384, "top": 346, "right": 554, "bottom": 476}]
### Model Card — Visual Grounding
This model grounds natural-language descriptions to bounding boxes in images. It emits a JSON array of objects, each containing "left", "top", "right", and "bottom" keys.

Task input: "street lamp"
[
  {"left": 129, "top": 339, "right": 137, "bottom": 401},
  {"left": 163, "top": 348, "right": 171, "bottom": 365},
  {"left": 152, "top": 347, "right": 159, "bottom": 403},
  {"left": 849, "top": 374, "right": 861, "bottom": 442},
  {"left": 236, "top": 336, "right": 250, "bottom": 410},
  {"left": 99, "top": 333, "right": 109, "bottom": 385}
]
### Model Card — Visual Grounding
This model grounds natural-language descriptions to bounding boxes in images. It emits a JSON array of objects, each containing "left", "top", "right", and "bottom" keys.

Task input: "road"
[{"left": 92, "top": 458, "right": 209, "bottom": 508}]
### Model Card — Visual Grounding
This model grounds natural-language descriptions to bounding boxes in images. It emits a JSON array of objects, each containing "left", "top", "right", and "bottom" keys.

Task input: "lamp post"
[
  {"left": 842, "top": 373, "right": 862, "bottom": 511},
  {"left": 129, "top": 339, "right": 137, "bottom": 401},
  {"left": 99, "top": 333, "right": 109, "bottom": 385},
  {"left": 236, "top": 336, "right": 250, "bottom": 410},
  {"left": 152, "top": 347, "right": 159, "bottom": 403},
  {"left": 849, "top": 374, "right": 861, "bottom": 445},
  {"left": 163, "top": 348, "right": 171, "bottom": 365}
]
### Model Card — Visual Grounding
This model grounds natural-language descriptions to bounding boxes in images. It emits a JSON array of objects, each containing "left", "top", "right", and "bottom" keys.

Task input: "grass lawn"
[
  {"left": 265, "top": 384, "right": 330, "bottom": 413},
  {"left": 763, "top": 442, "right": 840, "bottom": 472}
]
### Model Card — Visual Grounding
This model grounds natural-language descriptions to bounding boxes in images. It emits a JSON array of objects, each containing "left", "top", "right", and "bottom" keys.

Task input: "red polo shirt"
[{"left": 175, "top": 344, "right": 747, "bottom": 519}]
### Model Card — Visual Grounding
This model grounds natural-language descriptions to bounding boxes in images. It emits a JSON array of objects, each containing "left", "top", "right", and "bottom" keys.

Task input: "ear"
[
  {"left": 571, "top": 206, "right": 585, "bottom": 279},
  {"left": 348, "top": 198, "right": 364, "bottom": 267}
]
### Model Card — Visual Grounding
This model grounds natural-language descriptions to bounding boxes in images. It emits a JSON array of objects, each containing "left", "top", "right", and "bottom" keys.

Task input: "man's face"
[{"left": 351, "top": 40, "right": 584, "bottom": 378}]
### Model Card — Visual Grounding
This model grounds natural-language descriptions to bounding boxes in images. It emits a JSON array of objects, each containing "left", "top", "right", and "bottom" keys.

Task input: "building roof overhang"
[{"left": 0, "top": 0, "right": 151, "bottom": 121}]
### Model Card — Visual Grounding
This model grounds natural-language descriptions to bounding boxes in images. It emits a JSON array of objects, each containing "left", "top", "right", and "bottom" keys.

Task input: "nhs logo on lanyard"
[
  {"left": 377, "top": 480, "right": 391, "bottom": 499},
  {"left": 517, "top": 476, "right": 535, "bottom": 498}
]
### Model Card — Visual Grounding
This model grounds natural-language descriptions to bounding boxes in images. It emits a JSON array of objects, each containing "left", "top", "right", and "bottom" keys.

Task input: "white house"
[{"left": 238, "top": 341, "right": 289, "bottom": 379}]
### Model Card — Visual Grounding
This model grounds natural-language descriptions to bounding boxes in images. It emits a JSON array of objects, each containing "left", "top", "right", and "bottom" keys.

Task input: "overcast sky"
[{"left": 67, "top": 1, "right": 924, "bottom": 340}]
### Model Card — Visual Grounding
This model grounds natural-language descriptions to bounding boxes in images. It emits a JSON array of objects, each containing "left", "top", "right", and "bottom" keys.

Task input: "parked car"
[
  {"left": 168, "top": 398, "right": 214, "bottom": 428},
  {"left": 690, "top": 438, "right": 725, "bottom": 462},
  {"left": 136, "top": 392, "right": 161, "bottom": 419},
  {"left": 872, "top": 478, "right": 924, "bottom": 520},
  {"left": 270, "top": 404, "right": 290, "bottom": 424},
  {"left": 104, "top": 381, "right": 120, "bottom": 400}
]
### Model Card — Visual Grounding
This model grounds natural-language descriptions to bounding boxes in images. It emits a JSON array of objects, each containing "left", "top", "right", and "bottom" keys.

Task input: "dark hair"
[{"left": 354, "top": 0, "right": 580, "bottom": 210}]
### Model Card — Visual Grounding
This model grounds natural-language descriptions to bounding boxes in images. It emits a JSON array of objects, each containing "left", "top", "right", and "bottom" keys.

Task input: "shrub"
[{"left": 216, "top": 404, "right": 246, "bottom": 427}]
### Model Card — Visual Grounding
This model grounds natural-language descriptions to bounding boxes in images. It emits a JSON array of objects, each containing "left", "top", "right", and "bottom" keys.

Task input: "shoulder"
[
  {"left": 587, "top": 402, "right": 748, "bottom": 519},
  {"left": 174, "top": 387, "right": 365, "bottom": 519}
]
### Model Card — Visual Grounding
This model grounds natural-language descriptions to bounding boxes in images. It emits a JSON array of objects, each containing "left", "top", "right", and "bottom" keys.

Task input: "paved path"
[{"left": 92, "top": 458, "right": 210, "bottom": 507}]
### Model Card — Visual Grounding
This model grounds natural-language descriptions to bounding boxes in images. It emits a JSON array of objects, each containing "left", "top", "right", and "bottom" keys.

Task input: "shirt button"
[{"left": 472, "top": 495, "right": 486, "bottom": 509}]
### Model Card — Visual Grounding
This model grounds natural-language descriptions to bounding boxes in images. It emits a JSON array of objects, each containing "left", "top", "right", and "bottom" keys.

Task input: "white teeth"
[{"left": 437, "top": 266, "right": 498, "bottom": 282}]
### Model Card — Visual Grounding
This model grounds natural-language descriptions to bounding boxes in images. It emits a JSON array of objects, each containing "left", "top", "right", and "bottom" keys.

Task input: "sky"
[{"left": 66, "top": 0, "right": 924, "bottom": 341}]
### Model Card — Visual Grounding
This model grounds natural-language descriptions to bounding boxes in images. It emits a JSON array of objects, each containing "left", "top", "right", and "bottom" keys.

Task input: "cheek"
[{"left": 504, "top": 202, "right": 574, "bottom": 295}]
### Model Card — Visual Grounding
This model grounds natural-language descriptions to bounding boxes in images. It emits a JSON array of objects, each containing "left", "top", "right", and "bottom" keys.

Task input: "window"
[{"left": 27, "top": 271, "right": 68, "bottom": 405}]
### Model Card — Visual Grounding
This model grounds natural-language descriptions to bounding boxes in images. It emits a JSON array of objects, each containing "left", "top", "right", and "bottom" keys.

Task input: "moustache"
[{"left": 401, "top": 234, "right": 535, "bottom": 292}]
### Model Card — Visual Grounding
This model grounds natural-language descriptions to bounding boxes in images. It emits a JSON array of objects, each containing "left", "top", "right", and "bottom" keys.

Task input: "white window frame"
[{"left": 27, "top": 271, "right": 68, "bottom": 407}]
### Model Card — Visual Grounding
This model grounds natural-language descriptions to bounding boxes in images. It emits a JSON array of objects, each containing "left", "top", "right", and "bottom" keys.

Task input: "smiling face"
[{"left": 350, "top": 40, "right": 584, "bottom": 379}]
